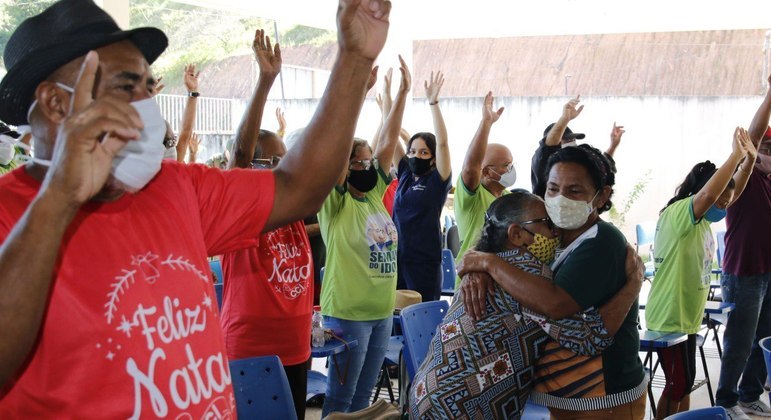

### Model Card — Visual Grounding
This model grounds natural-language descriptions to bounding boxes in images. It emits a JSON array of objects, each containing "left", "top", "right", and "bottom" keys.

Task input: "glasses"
[
  {"left": 251, "top": 155, "right": 281, "bottom": 169},
  {"left": 487, "top": 163, "right": 514, "bottom": 173},
  {"left": 350, "top": 159, "right": 374, "bottom": 170},
  {"left": 520, "top": 216, "right": 555, "bottom": 231}
]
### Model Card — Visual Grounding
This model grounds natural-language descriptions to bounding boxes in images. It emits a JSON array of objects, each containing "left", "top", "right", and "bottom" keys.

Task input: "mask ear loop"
[{"left": 20, "top": 82, "right": 76, "bottom": 167}]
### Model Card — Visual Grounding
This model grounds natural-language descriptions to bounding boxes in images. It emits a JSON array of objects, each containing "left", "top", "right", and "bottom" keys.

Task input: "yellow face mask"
[{"left": 526, "top": 232, "right": 560, "bottom": 264}]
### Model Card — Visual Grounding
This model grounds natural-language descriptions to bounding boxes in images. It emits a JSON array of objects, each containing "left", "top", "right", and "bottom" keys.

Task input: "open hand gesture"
[
  {"left": 276, "top": 107, "right": 287, "bottom": 135},
  {"left": 562, "top": 95, "right": 584, "bottom": 121},
  {"left": 46, "top": 51, "right": 142, "bottom": 205},
  {"left": 183, "top": 64, "right": 200, "bottom": 92},
  {"left": 482, "top": 91, "right": 504, "bottom": 124},
  {"left": 188, "top": 133, "right": 202, "bottom": 156},
  {"left": 150, "top": 76, "right": 165, "bottom": 96},
  {"left": 252, "top": 29, "right": 282, "bottom": 79},
  {"left": 424, "top": 70, "right": 444, "bottom": 103},
  {"left": 732, "top": 127, "right": 753, "bottom": 161},
  {"left": 337, "top": 0, "right": 392, "bottom": 60},
  {"left": 396, "top": 55, "right": 411, "bottom": 94}
]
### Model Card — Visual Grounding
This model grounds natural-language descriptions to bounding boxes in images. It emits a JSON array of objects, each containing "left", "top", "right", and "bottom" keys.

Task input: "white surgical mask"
[
  {"left": 545, "top": 191, "right": 599, "bottom": 230},
  {"left": 492, "top": 166, "right": 517, "bottom": 188},
  {"left": 25, "top": 83, "right": 165, "bottom": 192},
  {"left": 111, "top": 97, "right": 166, "bottom": 192}
]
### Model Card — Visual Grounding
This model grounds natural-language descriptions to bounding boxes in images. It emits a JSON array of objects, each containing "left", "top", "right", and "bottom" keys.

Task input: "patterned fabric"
[{"left": 410, "top": 248, "right": 613, "bottom": 420}]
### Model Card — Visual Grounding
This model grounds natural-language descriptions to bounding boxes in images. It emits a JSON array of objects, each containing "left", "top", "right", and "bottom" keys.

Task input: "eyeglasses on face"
[
  {"left": 251, "top": 155, "right": 281, "bottom": 168},
  {"left": 349, "top": 159, "right": 373, "bottom": 170},
  {"left": 520, "top": 216, "right": 555, "bottom": 231}
]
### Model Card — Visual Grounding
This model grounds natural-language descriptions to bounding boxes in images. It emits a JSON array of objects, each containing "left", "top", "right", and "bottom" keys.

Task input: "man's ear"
[{"left": 33, "top": 82, "right": 70, "bottom": 124}]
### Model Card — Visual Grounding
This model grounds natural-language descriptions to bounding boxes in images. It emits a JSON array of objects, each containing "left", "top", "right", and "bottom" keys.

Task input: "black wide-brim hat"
[{"left": 0, "top": 0, "right": 168, "bottom": 125}]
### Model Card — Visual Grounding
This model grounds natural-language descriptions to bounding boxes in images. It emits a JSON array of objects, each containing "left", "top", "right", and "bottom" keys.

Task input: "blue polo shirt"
[{"left": 392, "top": 158, "right": 452, "bottom": 264}]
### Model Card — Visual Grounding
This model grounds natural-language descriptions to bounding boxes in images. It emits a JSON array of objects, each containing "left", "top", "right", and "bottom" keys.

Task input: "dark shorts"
[{"left": 656, "top": 333, "right": 697, "bottom": 400}]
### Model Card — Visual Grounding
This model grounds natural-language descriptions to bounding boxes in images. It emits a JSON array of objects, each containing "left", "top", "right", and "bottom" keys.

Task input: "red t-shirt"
[
  {"left": 382, "top": 178, "right": 399, "bottom": 217},
  {"left": 220, "top": 221, "right": 313, "bottom": 365},
  {"left": 0, "top": 162, "right": 275, "bottom": 418}
]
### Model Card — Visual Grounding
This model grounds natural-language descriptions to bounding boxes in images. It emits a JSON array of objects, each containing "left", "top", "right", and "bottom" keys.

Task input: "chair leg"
[
  {"left": 373, "top": 367, "right": 385, "bottom": 404},
  {"left": 699, "top": 344, "right": 715, "bottom": 406},
  {"left": 384, "top": 366, "right": 395, "bottom": 403}
]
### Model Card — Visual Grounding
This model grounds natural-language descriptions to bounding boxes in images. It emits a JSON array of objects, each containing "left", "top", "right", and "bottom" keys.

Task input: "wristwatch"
[{"left": 188, "top": 91, "right": 200, "bottom": 98}]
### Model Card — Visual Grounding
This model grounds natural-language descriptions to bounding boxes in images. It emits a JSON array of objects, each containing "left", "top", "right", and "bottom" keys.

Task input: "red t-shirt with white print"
[
  {"left": 220, "top": 220, "right": 313, "bottom": 365},
  {"left": 0, "top": 161, "right": 274, "bottom": 419}
]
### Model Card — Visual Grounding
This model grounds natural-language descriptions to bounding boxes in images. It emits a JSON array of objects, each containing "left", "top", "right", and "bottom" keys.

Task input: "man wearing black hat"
[
  {"left": 0, "top": 0, "right": 391, "bottom": 417},
  {"left": 530, "top": 96, "right": 586, "bottom": 198}
]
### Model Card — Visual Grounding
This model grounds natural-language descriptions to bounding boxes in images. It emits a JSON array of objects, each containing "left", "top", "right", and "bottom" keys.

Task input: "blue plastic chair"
[
  {"left": 229, "top": 355, "right": 298, "bottom": 420},
  {"left": 635, "top": 221, "right": 656, "bottom": 278},
  {"left": 760, "top": 337, "right": 771, "bottom": 404},
  {"left": 440, "top": 249, "right": 456, "bottom": 297},
  {"left": 209, "top": 259, "right": 224, "bottom": 283},
  {"left": 663, "top": 406, "right": 727, "bottom": 419},
  {"left": 214, "top": 283, "right": 223, "bottom": 309},
  {"left": 445, "top": 224, "right": 460, "bottom": 258},
  {"left": 522, "top": 400, "right": 550, "bottom": 419},
  {"left": 399, "top": 300, "right": 449, "bottom": 381}
]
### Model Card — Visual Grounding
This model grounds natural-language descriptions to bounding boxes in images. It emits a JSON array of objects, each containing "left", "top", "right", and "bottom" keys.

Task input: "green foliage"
[
  {"left": 282, "top": 25, "right": 335, "bottom": 47},
  {"left": 0, "top": 0, "right": 57, "bottom": 67},
  {"left": 608, "top": 169, "right": 652, "bottom": 228}
]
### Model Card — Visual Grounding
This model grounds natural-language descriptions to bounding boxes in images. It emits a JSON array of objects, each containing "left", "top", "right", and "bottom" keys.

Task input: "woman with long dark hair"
[{"left": 645, "top": 127, "right": 754, "bottom": 418}]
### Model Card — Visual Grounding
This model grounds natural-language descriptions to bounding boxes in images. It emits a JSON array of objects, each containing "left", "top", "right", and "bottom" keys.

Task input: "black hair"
[
  {"left": 252, "top": 129, "right": 280, "bottom": 159},
  {"left": 407, "top": 132, "right": 437, "bottom": 159},
  {"left": 546, "top": 144, "right": 616, "bottom": 214},
  {"left": 661, "top": 160, "right": 736, "bottom": 214},
  {"left": 476, "top": 189, "right": 542, "bottom": 253}
]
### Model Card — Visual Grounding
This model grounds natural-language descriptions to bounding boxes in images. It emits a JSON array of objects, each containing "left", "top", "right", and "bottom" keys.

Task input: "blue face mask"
[{"left": 704, "top": 204, "right": 727, "bottom": 223}]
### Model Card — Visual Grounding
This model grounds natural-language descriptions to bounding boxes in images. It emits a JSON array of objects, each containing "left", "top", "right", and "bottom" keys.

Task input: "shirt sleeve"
[
  {"left": 523, "top": 307, "right": 614, "bottom": 356},
  {"left": 664, "top": 197, "right": 703, "bottom": 238},
  {"left": 553, "top": 227, "right": 626, "bottom": 310},
  {"left": 183, "top": 163, "right": 276, "bottom": 256}
]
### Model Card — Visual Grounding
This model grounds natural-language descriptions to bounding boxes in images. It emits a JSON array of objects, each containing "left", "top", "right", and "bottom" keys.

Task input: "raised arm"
[
  {"left": 266, "top": 0, "right": 391, "bottom": 231},
  {"left": 545, "top": 95, "right": 583, "bottom": 146},
  {"left": 229, "top": 29, "right": 281, "bottom": 169},
  {"left": 187, "top": 133, "right": 201, "bottom": 164},
  {"left": 370, "top": 68, "right": 391, "bottom": 153},
  {"left": 749, "top": 74, "right": 771, "bottom": 147},
  {"left": 425, "top": 71, "right": 451, "bottom": 181},
  {"left": 693, "top": 127, "right": 751, "bottom": 218},
  {"left": 0, "top": 52, "right": 142, "bottom": 386},
  {"left": 605, "top": 121, "right": 625, "bottom": 158},
  {"left": 461, "top": 92, "right": 504, "bottom": 190},
  {"left": 175, "top": 64, "right": 200, "bottom": 163},
  {"left": 375, "top": 55, "right": 410, "bottom": 172}
]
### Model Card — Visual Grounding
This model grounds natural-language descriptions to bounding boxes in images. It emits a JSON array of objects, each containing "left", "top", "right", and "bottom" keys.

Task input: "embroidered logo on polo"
[
  {"left": 263, "top": 225, "right": 311, "bottom": 300},
  {"left": 102, "top": 252, "right": 234, "bottom": 419}
]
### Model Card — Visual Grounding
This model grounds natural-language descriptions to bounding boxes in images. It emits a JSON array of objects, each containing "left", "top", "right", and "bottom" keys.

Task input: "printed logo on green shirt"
[{"left": 366, "top": 215, "right": 398, "bottom": 274}]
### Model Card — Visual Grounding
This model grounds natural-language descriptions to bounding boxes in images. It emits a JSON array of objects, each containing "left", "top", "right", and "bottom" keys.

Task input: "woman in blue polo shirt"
[{"left": 392, "top": 70, "right": 452, "bottom": 301}]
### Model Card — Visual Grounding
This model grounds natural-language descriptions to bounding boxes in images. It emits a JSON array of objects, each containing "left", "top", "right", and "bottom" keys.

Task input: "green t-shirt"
[
  {"left": 453, "top": 175, "right": 507, "bottom": 288},
  {"left": 318, "top": 168, "right": 396, "bottom": 321},
  {"left": 553, "top": 221, "right": 645, "bottom": 397},
  {"left": 646, "top": 197, "right": 714, "bottom": 334}
]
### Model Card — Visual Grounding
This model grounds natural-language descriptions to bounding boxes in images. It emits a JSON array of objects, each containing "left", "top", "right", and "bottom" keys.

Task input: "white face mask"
[
  {"left": 492, "top": 166, "right": 517, "bottom": 188},
  {"left": 26, "top": 84, "right": 166, "bottom": 192},
  {"left": 0, "top": 138, "right": 15, "bottom": 165},
  {"left": 544, "top": 191, "right": 599, "bottom": 230}
]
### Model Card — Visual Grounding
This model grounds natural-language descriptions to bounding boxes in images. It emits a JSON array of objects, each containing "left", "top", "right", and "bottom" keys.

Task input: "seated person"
[{"left": 410, "top": 190, "right": 642, "bottom": 419}]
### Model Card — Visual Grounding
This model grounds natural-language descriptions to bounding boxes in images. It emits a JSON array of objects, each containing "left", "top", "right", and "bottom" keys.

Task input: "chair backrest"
[
  {"left": 209, "top": 259, "right": 224, "bottom": 283},
  {"left": 214, "top": 283, "right": 223, "bottom": 309},
  {"left": 760, "top": 337, "right": 771, "bottom": 387},
  {"left": 229, "top": 355, "right": 298, "bottom": 420},
  {"left": 716, "top": 231, "right": 726, "bottom": 268},
  {"left": 441, "top": 249, "right": 456, "bottom": 294},
  {"left": 399, "top": 300, "right": 449, "bottom": 380},
  {"left": 635, "top": 221, "right": 656, "bottom": 252},
  {"left": 663, "top": 406, "right": 727, "bottom": 419},
  {"left": 445, "top": 224, "right": 460, "bottom": 258}
]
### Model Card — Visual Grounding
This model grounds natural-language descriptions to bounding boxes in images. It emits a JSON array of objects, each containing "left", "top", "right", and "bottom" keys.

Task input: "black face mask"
[
  {"left": 348, "top": 166, "right": 379, "bottom": 192},
  {"left": 407, "top": 156, "right": 433, "bottom": 175}
]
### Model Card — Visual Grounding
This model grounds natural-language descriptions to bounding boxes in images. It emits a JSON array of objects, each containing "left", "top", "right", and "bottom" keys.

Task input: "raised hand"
[
  {"left": 150, "top": 76, "right": 165, "bottom": 97},
  {"left": 183, "top": 64, "right": 200, "bottom": 92},
  {"left": 337, "top": 0, "right": 392, "bottom": 60},
  {"left": 45, "top": 51, "right": 142, "bottom": 205},
  {"left": 732, "top": 127, "right": 752, "bottom": 160},
  {"left": 252, "top": 28, "right": 282, "bottom": 79},
  {"left": 482, "top": 91, "right": 504, "bottom": 124},
  {"left": 396, "top": 55, "right": 411, "bottom": 94},
  {"left": 610, "top": 122, "right": 625, "bottom": 146},
  {"left": 188, "top": 133, "right": 202, "bottom": 156},
  {"left": 381, "top": 67, "right": 393, "bottom": 117},
  {"left": 424, "top": 70, "right": 444, "bottom": 103},
  {"left": 562, "top": 95, "right": 584, "bottom": 121},
  {"left": 366, "top": 65, "right": 379, "bottom": 92},
  {"left": 276, "top": 107, "right": 287, "bottom": 136}
]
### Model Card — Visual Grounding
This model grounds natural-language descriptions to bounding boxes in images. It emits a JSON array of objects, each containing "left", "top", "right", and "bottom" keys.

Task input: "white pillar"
[{"left": 94, "top": 0, "right": 130, "bottom": 29}]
